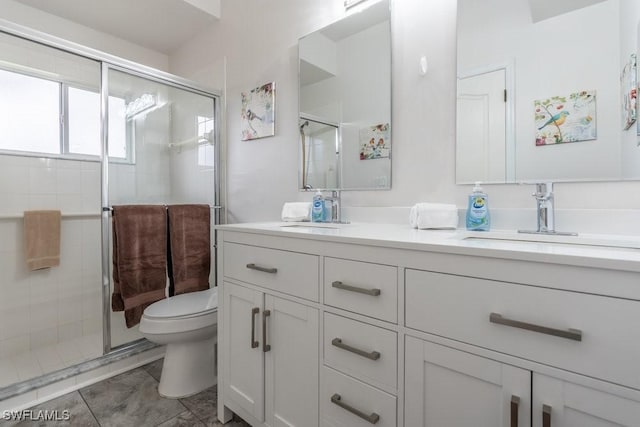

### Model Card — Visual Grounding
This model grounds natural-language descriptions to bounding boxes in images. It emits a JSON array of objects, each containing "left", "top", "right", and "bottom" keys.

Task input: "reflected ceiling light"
[{"left": 125, "top": 93, "right": 157, "bottom": 119}]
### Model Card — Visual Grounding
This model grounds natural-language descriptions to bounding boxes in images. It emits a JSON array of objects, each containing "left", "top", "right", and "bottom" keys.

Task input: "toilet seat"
[
  {"left": 140, "top": 288, "right": 218, "bottom": 335},
  {"left": 144, "top": 288, "right": 218, "bottom": 319}
]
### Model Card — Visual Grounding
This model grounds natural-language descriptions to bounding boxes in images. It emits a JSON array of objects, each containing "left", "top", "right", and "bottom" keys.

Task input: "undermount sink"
[{"left": 460, "top": 231, "right": 640, "bottom": 250}]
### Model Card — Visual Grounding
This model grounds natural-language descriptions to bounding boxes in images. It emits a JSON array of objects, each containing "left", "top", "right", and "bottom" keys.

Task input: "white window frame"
[{"left": 0, "top": 66, "right": 133, "bottom": 163}]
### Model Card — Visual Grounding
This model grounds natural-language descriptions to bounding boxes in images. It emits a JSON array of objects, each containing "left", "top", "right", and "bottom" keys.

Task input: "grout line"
[
  {"left": 77, "top": 389, "right": 102, "bottom": 427},
  {"left": 138, "top": 364, "right": 191, "bottom": 427}
]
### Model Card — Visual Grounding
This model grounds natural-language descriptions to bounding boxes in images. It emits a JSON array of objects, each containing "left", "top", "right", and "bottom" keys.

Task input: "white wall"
[
  {"left": 0, "top": 0, "right": 169, "bottom": 71},
  {"left": 169, "top": 0, "right": 640, "bottom": 229}
]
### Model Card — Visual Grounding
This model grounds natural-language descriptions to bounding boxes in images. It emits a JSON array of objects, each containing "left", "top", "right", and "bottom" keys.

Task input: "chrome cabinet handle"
[
  {"left": 330, "top": 393, "right": 379, "bottom": 424},
  {"left": 332, "top": 281, "right": 380, "bottom": 296},
  {"left": 332, "top": 338, "right": 380, "bottom": 360},
  {"left": 263, "top": 310, "right": 271, "bottom": 352},
  {"left": 543, "top": 404, "right": 551, "bottom": 427},
  {"left": 250, "top": 307, "right": 259, "bottom": 349},
  {"left": 246, "top": 263, "right": 278, "bottom": 274},
  {"left": 511, "top": 395, "right": 520, "bottom": 427},
  {"left": 489, "top": 313, "right": 582, "bottom": 342}
]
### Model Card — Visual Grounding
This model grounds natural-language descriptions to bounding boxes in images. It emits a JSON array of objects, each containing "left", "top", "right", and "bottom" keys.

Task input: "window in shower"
[
  {"left": 197, "top": 115, "right": 215, "bottom": 167},
  {"left": 0, "top": 31, "right": 131, "bottom": 161},
  {"left": 0, "top": 69, "right": 60, "bottom": 154},
  {"left": 67, "top": 87, "right": 129, "bottom": 160}
]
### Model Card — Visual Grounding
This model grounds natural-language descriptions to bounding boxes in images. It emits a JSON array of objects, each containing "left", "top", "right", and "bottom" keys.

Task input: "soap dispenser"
[
  {"left": 466, "top": 181, "right": 490, "bottom": 231},
  {"left": 311, "top": 191, "right": 325, "bottom": 222}
]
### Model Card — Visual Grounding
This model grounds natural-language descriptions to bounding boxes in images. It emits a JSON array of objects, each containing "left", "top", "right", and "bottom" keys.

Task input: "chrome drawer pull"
[
  {"left": 250, "top": 307, "right": 259, "bottom": 349},
  {"left": 543, "top": 404, "right": 552, "bottom": 427},
  {"left": 246, "top": 263, "right": 278, "bottom": 274},
  {"left": 511, "top": 395, "right": 519, "bottom": 427},
  {"left": 330, "top": 393, "right": 380, "bottom": 424},
  {"left": 332, "top": 281, "right": 381, "bottom": 296},
  {"left": 332, "top": 338, "right": 381, "bottom": 360},
  {"left": 489, "top": 312, "right": 582, "bottom": 342}
]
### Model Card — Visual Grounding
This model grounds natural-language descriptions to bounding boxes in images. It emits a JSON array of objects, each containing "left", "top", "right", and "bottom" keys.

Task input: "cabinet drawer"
[
  {"left": 223, "top": 242, "right": 319, "bottom": 301},
  {"left": 320, "top": 366, "right": 396, "bottom": 427},
  {"left": 324, "top": 257, "right": 397, "bottom": 323},
  {"left": 405, "top": 269, "right": 640, "bottom": 389},
  {"left": 324, "top": 313, "right": 397, "bottom": 392}
]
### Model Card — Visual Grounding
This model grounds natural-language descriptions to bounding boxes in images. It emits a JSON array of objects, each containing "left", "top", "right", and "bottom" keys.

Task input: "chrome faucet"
[
  {"left": 323, "top": 190, "right": 349, "bottom": 224},
  {"left": 533, "top": 182, "right": 554, "bottom": 233},
  {"left": 519, "top": 182, "right": 576, "bottom": 236}
]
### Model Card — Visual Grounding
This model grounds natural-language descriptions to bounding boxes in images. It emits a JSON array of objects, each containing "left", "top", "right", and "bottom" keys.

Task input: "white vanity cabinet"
[
  {"left": 532, "top": 374, "right": 640, "bottom": 427},
  {"left": 220, "top": 239, "right": 320, "bottom": 427},
  {"left": 405, "top": 267, "right": 640, "bottom": 427},
  {"left": 405, "top": 337, "right": 531, "bottom": 427},
  {"left": 217, "top": 224, "right": 640, "bottom": 427}
]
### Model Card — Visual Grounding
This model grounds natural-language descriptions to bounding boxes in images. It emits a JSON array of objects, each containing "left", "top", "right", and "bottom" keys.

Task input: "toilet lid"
[{"left": 144, "top": 288, "right": 218, "bottom": 319}]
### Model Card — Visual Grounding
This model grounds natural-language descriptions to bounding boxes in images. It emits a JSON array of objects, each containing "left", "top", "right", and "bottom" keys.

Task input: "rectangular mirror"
[
  {"left": 456, "top": 0, "right": 640, "bottom": 184},
  {"left": 299, "top": 0, "right": 391, "bottom": 191}
]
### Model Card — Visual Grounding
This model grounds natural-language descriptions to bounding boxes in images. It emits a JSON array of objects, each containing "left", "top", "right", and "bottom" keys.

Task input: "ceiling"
[
  {"left": 528, "top": 0, "right": 607, "bottom": 22},
  {"left": 322, "top": 0, "right": 389, "bottom": 42},
  {"left": 14, "top": 0, "right": 219, "bottom": 54}
]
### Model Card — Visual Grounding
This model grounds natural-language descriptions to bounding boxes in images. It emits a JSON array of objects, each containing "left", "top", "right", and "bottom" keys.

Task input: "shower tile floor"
[
  {"left": 6, "top": 359, "right": 250, "bottom": 427},
  {"left": 0, "top": 334, "right": 103, "bottom": 387}
]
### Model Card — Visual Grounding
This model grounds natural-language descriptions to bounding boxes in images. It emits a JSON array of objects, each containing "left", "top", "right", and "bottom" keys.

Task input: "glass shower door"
[{"left": 105, "top": 67, "right": 218, "bottom": 349}]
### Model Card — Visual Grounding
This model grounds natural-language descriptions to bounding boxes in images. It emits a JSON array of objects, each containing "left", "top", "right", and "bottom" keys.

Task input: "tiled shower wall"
[{"left": 0, "top": 155, "right": 103, "bottom": 372}]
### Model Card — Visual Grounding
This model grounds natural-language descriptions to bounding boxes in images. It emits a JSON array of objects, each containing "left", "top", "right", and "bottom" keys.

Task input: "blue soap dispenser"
[
  {"left": 466, "top": 181, "right": 490, "bottom": 231},
  {"left": 311, "top": 191, "right": 325, "bottom": 222}
]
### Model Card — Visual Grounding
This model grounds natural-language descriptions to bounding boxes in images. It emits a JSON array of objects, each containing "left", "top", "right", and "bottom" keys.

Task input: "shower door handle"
[
  {"left": 250, "top": 307, "right": 259, "bottom": 349},
  {"left": 263, "top": 310, "right": 271, "bottom": 352}
]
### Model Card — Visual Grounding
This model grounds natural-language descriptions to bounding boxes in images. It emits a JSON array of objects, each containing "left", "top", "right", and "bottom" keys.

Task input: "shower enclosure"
[{"left": 0, "top": 23, "right": 221, "bottom": 401}]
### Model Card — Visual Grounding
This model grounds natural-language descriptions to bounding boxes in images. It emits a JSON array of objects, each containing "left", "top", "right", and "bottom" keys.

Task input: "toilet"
[{"left": 139, "top": 287, "right": 218, "bottom": 398}]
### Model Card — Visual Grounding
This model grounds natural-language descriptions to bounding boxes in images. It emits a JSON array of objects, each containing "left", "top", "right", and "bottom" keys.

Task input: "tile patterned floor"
[{"left": 6, "top": 359, "right": 250, "bottom": 427}]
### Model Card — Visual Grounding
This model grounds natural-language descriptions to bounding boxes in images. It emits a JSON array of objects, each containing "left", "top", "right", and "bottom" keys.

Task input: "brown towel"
[
  {"left": 112, "top": 205, "right": 168, "bottom": 328},
  {"left": 167, "top": 205, "right": 211, "bottom": 295},
  {"left": 24, "top": 210, "right": 61, "bottom": 271}
]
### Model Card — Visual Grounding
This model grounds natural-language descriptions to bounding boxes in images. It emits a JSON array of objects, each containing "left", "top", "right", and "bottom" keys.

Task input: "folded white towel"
[
  {"left": 281, "top": 202, "right": 311, "bottom": 222},
  {"left": 410, "top": 203, "right": 459, "bottom": 229}
]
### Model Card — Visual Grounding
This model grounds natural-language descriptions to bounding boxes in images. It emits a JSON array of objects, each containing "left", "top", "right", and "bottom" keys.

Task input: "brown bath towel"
[
  {"left": 24, "top": 210, "right": 61, "bottom": 271},
  {"left": 112, "top": 205, "right": 168, "bottom": 328},
  {"left": 167, "top": 205, "right": 211, "bottom": 295}
]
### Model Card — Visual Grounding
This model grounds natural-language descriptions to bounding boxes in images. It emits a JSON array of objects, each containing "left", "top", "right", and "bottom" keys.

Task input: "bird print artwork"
[
  {"left": 537, "top": 111, "right": 569, "bottom": 130},
  {"left": 534, "top": 90, "right": 596, "bottom": 146},
  {"left": 240, "top": 82, "right": 276, "bottom": 141}
]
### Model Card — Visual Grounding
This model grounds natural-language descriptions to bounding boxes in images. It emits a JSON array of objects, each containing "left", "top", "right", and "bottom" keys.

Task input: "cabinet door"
[
  {"left": 264, "top": 295, "right": 319, "bottom": 427},
  {"left": 405, "top": 337, "right": 530, "bottom": 427},
  {"left": 533, "top": 374, "right": 640, "bottom": 427},
  {"left": 223, "top": 282, "right": 265, "bottom": 422}
]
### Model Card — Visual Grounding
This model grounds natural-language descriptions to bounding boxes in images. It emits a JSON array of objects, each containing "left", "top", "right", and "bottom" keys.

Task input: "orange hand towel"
[{"left": 24, "top": 210, "right": 61, "bottom": 271}]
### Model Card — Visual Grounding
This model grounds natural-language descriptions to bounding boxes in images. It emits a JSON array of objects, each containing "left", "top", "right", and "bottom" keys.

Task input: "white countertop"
[{"left": 216, "top": 222, "right": 640, "bottom": 273}]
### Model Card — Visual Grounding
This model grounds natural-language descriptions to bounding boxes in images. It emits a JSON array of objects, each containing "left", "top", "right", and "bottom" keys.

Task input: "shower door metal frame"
[
  {"left": 0, "top": 18, "right": 223, "bottom": 398},
  {"left": 100, "top": 63, "right": 222, "bottom": 353}
]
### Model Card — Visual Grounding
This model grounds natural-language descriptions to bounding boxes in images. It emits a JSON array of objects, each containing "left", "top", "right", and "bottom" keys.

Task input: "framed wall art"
[
  {"left": 621, "top": 53, "right": 637, "bottom": 131},
  {"left": 241, "top": 82, "right": 275, "bottom": 141},
  {"left": 534, "top": 90, "right": 596, "bottom": 146}
]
